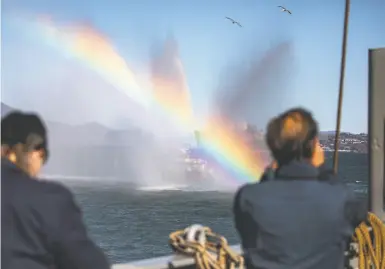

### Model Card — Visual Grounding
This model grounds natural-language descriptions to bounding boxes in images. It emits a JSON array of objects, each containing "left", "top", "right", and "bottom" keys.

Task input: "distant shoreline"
[{"left": 323, "top": 150, "right": 367, "bottom": 154}]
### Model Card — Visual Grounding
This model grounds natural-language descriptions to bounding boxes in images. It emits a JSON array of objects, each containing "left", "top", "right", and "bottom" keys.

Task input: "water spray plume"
[
  {"left": 7, "top": 14, "right": 292, "bottom": 188},
  {"left": 150, "top": 36, "right": 195, "bottom": 131},
  {"left": 215, "top": 42, "right": 293, "bottom": 124},
  {"left": 193, "top": 42, "right": 294, "bottom": 184}
]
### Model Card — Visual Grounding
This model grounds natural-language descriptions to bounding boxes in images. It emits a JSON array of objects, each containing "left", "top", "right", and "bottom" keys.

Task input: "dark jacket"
[
  {"left": 1, "top": 158, "right": 110, "bottom": 269},
  {"left": 233, "top": 161, "right": 367, "bottom": 269}
]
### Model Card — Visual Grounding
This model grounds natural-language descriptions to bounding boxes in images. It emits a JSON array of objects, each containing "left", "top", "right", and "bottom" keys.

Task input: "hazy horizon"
[{"left": 0, "top": 102, "right": 369, "bottom": 134}]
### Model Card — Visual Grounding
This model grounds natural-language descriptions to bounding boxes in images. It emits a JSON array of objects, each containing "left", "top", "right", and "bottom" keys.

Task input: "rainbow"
[
  {"left": 199, "top": 117, "right": 267, "bottom": 184},
  {"left": 11, "top": 15, "right": 268, "bottom": 185},
  {"left": 33, "top": 16, "right": 151, "bottom": 109}
]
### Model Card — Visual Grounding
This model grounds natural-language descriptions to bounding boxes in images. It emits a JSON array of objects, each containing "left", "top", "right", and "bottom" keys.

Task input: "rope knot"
[{"left": 169, "top": 225, "right": 244, "bottom": 269}]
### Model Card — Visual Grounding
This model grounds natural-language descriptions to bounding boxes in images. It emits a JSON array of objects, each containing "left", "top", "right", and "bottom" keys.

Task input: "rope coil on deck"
[
  {"left": 169, "top": 213, "right": 385, "bottom": 269},
  {"left": 169, "top": 225, "right": 244, "bottom": 269},
  {"left": 353, "top": 212, "right": 385, "bottom": 269}
]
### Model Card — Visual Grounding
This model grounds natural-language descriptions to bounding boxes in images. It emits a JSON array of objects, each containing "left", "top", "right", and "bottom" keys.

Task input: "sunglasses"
[{"left": 33, "top": 144, "right": 49, "bottom": 164}]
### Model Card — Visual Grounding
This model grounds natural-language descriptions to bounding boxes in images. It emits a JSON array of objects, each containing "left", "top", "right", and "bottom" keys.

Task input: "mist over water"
[
  {"left": 3, "top": 17, "right": 296, "bottom": 190},
  {"left": 214, "top": 41, "right": 295, "bottom": 130},
  {"left": 2, "top": 24, "right": 189, "bottom": 188},
  {"left": 41, "top": 35, "right": 192, "bottom": 189},
  {"left": 150, "top": 34, "right": 194, "bottom": 133}
]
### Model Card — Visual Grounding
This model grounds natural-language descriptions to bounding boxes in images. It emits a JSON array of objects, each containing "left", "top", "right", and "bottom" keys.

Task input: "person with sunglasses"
[{"left": 1, "top": 111, "right": 110, "bottom": 269}]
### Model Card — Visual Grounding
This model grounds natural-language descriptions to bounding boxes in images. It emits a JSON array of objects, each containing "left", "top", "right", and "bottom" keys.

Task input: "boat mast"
[{"left": 333, "top": 0, "right": 351, "bottom": 174}]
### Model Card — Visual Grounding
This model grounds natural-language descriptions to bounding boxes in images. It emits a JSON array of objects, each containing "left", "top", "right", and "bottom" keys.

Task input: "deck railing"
[
  {"left": 112, "top": 245, "right": 240, "bottom": 269},
  {"left": 111, "top": 244, "right": 360, "bottom": 269}
]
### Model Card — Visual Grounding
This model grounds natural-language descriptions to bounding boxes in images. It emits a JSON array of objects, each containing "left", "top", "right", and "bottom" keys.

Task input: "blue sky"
[{"left": 2, "top": 0, "right": 384, "bottom": 133}]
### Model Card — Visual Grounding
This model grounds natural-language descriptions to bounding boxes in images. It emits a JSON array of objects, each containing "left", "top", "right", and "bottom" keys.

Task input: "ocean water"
[{"left": 63, "top": 152, "right": 368, "bottom": 264}]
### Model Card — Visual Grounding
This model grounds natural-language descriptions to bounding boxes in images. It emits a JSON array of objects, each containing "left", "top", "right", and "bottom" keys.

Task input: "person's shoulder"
[
  {"left": 315, "top": 167, "right": 356, "bottom": 202},
  {"left": 317, "top": 164, "right": 336, "bottom": 181},
  {"left": 31, "top": 180, "right": 78, "bottom": 219},
  {"left": 3, "top": 174, "right": 76, "bottom": 218},
  {"left": 2, "top": 170, "right": 70, "bottom": 196},
  {"left": 317, "top": 165, "right": 348, "bottom": 187},
  {"left": 234, "top": 182, "right": 261, "bottom": 201},
  {"left": 259, "top": 167, "right": 275, "bottom": 183},
  {"left": 17, "top": 178, "right": 75, "bottom": 206},
  {"left": 37, "top": 179, "right": 73, "bottom": 200}
]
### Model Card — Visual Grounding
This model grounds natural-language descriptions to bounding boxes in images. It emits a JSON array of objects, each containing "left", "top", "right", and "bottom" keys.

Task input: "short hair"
[
  {"left": 1, "top": 111, "right": 49, "bottom": 160},
  {"left": 265, "top": 107, "right": 319, "bottom": 165}
]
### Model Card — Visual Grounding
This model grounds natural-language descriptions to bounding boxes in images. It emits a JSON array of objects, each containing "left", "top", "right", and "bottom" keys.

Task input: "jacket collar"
[{"left": 274, "top": 160, "right": 320, "bottom": 179}]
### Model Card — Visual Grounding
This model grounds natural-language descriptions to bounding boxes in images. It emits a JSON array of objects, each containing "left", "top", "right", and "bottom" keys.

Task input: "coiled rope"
[
  {"left": 352, "top": 213, "right": 385, "bottom": 269},
  {"left": 169, "top": 213, "right": 385, "bottom": 269},
  {"left": 169, "top": 225, "right": 244, "bottom": 269}
]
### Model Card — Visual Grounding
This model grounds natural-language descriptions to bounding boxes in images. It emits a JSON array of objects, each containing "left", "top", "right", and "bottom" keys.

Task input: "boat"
[{"left": 110, "top": 0, "right": 385, "bottom": 268}]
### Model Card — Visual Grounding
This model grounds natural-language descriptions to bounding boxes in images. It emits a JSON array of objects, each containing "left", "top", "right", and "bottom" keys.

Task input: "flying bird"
[
  {"left": 278, "top": 6, "right": 292, "bottom": 15},
  {"left": 225, "top": 17, "right": 242, "bottom": 27}
]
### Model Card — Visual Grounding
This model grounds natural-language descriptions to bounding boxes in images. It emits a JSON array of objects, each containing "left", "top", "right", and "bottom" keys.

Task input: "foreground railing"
[
  {"left": 112, "top": 245, "right": 241, "bottom": 269},
  {"left": 111, "top": 244, "right": 360, "bottom": 269}
]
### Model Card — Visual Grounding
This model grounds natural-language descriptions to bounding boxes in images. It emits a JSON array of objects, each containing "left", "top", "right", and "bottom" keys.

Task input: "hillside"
[
  {"left": 0, "top": 102, "right": 153, "bottom": 147},
  {"left": 1, "top": 102, "right": 166, "bottom": 177},
  {"left": 1, "top": 103, "right": 14, "bottom": 116},
  {"left": 319, "top": 132, "right": 368, "bottom": 153}
]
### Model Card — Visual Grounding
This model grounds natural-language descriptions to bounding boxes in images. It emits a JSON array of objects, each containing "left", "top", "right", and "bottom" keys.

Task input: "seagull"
[
  {"left": 225, "top": 17, "right": 242, "bottom": 27},
  {"left": 278, "top": 6, "right": 292, "bottom": 15}
]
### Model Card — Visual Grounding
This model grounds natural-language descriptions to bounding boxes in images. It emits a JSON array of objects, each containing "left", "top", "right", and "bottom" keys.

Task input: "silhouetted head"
[
  {"left": 265, "top": 107, "right": 324, "bottom": 167},
  {"left": 1, "top": 111, "right": 49, "bottom": 177}
]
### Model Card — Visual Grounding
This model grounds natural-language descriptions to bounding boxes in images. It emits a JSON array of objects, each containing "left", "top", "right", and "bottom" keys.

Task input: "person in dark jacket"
[
  {"left": 1, "top": 111, "right": 110, "bottom": 269},
  {"left": 233, "top": 107, "right": 367, "bottom": 269}
]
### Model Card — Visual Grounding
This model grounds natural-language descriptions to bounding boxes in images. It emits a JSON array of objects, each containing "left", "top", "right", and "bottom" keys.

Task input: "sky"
[{"left": 1, "top": 0, "right": 384, "bottom": 133}]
